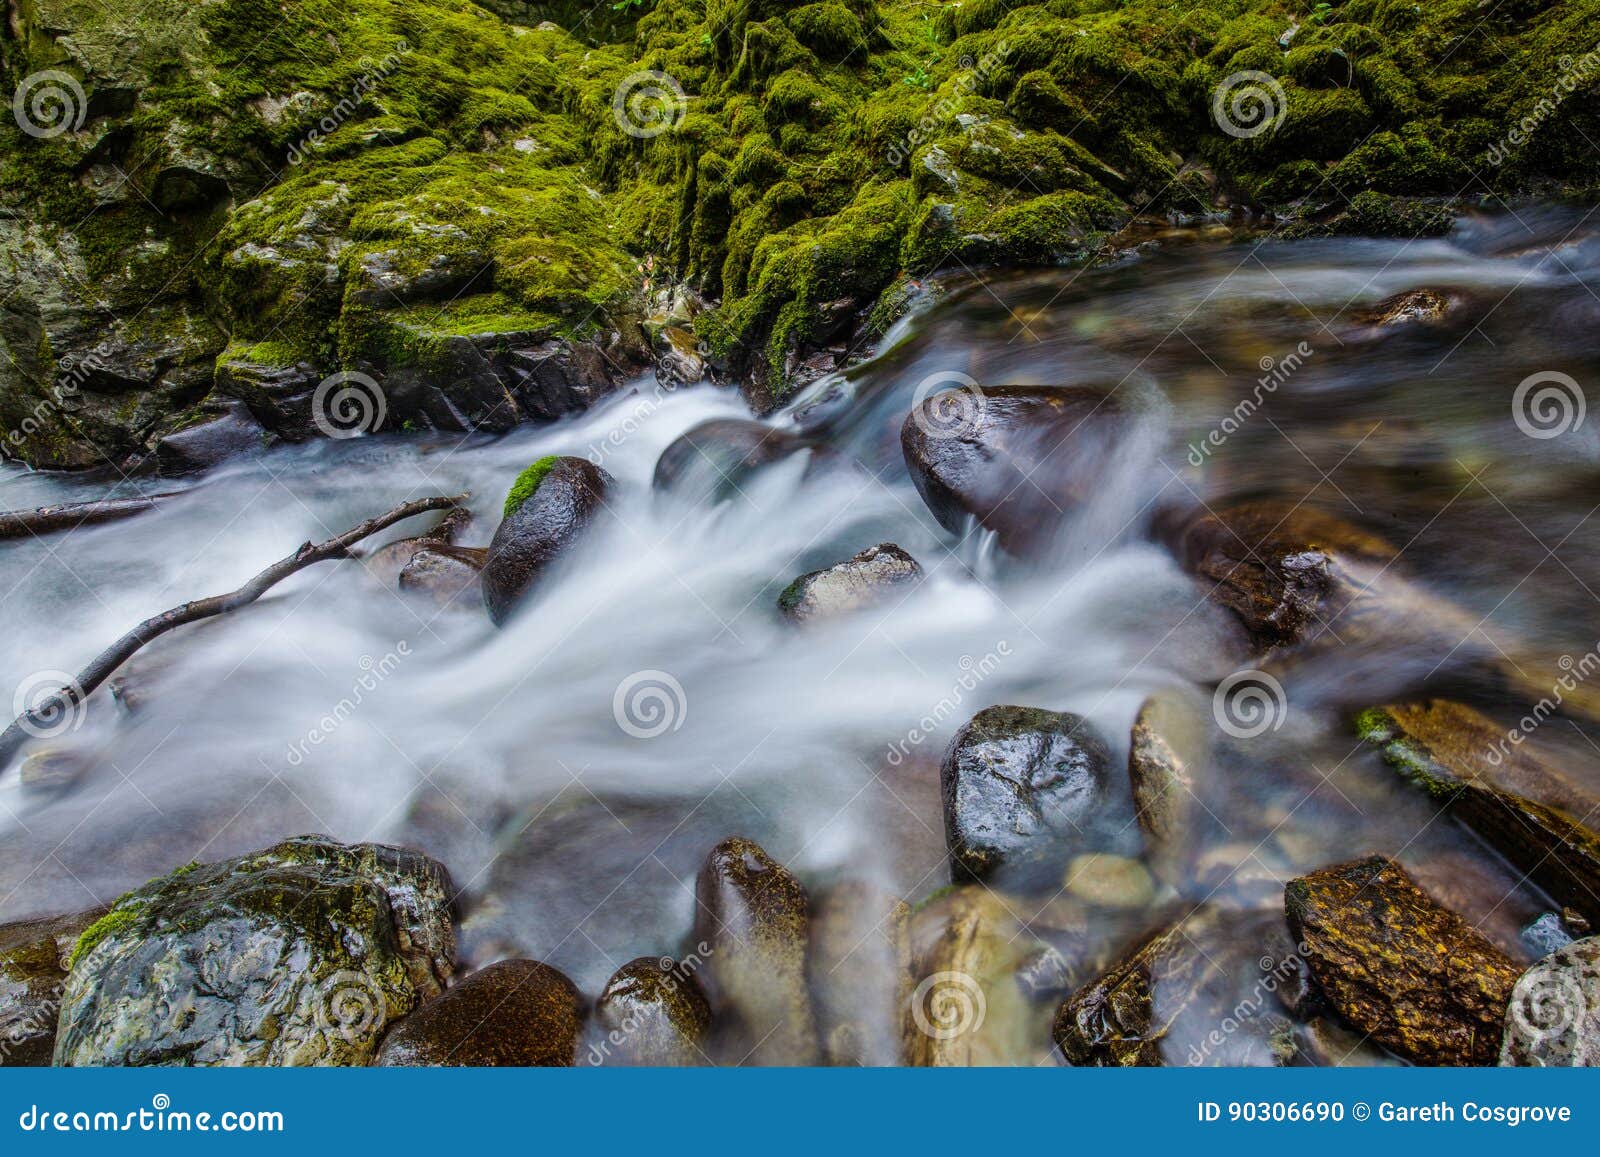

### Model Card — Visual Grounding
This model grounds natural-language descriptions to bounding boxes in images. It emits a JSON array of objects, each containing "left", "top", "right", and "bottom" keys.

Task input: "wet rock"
[
  {"left": 213, "top": 352, "right": 327, "bottom": 442},
  {"left": 0, "top": 910, "right": 104, "bottom": 1066},
  {"left": 808, "top": 881, "right": 911, "bottom": 1066},
  {"left": 1358, "top": 701, "right": 1600, "bottom": 927},
  {"left": 1284, "top": 854, "right": 1521, "bottom": 1065},
  {"left": 1353, "top": 288, "right": 1457, "bottom": 328},
  {"left": 1064, "top": 854, "right": 1156, "bottom": 909},
  {"left": 1523, "top": 912, "right": 1578, "bottom": 958},
  {"left": 778, "top": 543, "right": 923, "bottom": 623},
  {"left": 588, "top": 956, "right": 713, "bottom": 1066},
  {"left": 900, "top": 386, "right": 1128, "bottom": 555},
  {"left": 482, "top": 456, "right": 611, "bottom": 625},
  {"left": 399, "top": 545, "right": 486, "bottom": 610},
  {"left": 654, "top": 325, "right": 705, "bottom": 386},
  {"left": 365, "top": 506, "right": 474, "bottom": 589},
  {"left": 906, "top": 887, "right": 1039, "bottom": 1066},
  {"left": 1127, "top": 690, "right": 1207, "bottom": 880},
  {"left": 1500, "top": 937, "right": 1600, "bottom": 1067},
  {"left": 55, "top": 835, "right": 456, "bottom": 1066},
  {"left": 376, "top": 959, "right": 580, "bottom": 1067},
  {"left": 18, "top": 748, "right": 92, "bottom": 800},
  {"left": 153, "top": 400, "right": 269, "bottom": 475},
  {"left": 651, "top": 418, "right": 830, "bottom": 503},
  {"left": 694, "top": 837, "right": 819, "bottom": 1065},
  {"left": 942, "top": 705, "right": 1114, "bottom": 889},
  {"left": 1053, "top": 907, "right": 1300, "bottom": 1066}
]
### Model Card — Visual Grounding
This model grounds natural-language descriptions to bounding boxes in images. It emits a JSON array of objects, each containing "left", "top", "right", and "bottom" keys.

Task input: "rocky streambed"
[{"left": 4, "top": 210, "right": 1600, "bottom": 1066}]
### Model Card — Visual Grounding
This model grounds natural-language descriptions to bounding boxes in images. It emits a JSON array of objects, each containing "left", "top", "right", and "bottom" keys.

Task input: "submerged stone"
[{"left": 778, "top": 543, "right": 923, "bottom": 623}]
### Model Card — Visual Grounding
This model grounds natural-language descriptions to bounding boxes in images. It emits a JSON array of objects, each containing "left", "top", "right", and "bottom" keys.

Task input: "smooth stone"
[
  {"left": 1500, "top": 936, "right": 1600, "bottom": 1067},
  {"left": 365, "top": 506, "right": 473, "bottom": 588},
  {"left": 1064, "top": 853, "right": 1156, "bottom": 909},
  {"left": 900, "top": 385, "right": 1128, "bottom": 556},
  {"left": 54, "top": 836, "right": 456, "bottom": 1067},
  {"left": 482, "top": 456, "right": 611, "bottom": 624},
  {"left": 153, "top": 400, "right": 269, "bottom": 475},
  {"left": 1126, "top": 689, "right": 1207, "bottom": 880},
  {"left": 1285, "top": 854, "right": 1521, "bottom": 1065},
  {"left": 399, "top": 545, "right": 486, "bottom": 609},
  {"left": 651, "top": 418, "right": 829, "bottom": 503},
  {"left": 588, "top": 955, "right": 713, "bottom": 1066},
  {"left": 694, "top": 837, "right": 819, "bottom": 1065},
  {"left": 808, "top": 881, "right": 911, "bottom": 1066},
  {"left": 941, "top": 705, "right": 1114, "bottom": 889},
  {"left": 778, "top": 543, "right": 923, "bottom": 623},
  {"left": 376, "top": 959, "right": 580, "bottom": 1067}
]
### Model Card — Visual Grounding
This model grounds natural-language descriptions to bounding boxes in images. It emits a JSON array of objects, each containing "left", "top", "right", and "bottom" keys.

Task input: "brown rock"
[
  {"left": 1284, "top": 855, "right": 1522, "bottom": 1065},
  {"left": 1127, "top": 690, "right": 1207, "bottom": 880},
  {"left": 399, "top": 545, "right": 486, "bottom": 610},
  {"left": 375, "top": 960, "right": 581, "bottom": 1067},
  {"left": 1, "top": 909, "right": 105, "bottom": 1066},
  {"left": 589, "top": 955, "right": 712, "bottom": 1066}
]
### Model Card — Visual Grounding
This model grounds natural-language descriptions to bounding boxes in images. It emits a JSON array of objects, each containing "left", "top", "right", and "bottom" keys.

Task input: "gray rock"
[
  {"left": 400, "top": 546, "right": 487, "bottom": 610},
  {"left": 54, "top": 835, "right": 456, "bottom": 1066},
  {"left": 376, "top": 959, "right": 580, "bottom": 1067},
  {"left": 778, "top": 543, "right": 923, "bottom": 623},
  {"left": 1524, "top": 912, "right": 1579, "bottom": 958},
  {"left": 941, "top": 705, "right": 1114, "bottom": 888},
  {"left": 482, "top": 456, "right": 612, "bottom": 624},
  {"left": 154, "top": 400, "right": 269, "bottom": 475},
  {"left": 652, "top": 418, "right": 829, "bottom": 504},
  {"left": 1501, "top": 937, "right": 1600, "bottom": 1067}
]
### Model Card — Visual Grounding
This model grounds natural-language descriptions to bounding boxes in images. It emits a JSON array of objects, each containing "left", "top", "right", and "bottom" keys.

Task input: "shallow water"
[{"left": 3, "top": 203, "right": 1599, "bottom": 1063}]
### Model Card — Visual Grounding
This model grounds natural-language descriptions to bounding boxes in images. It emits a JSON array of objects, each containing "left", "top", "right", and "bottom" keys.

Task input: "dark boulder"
[
  {"left": 400, "top": 545, "right": 487, "bottom": 610},
  {"left": 481, "top": 456, "right": 611, "bottom": 624},
  {"left": 652, "top": 418, "right": 829, "bottom": 504},
  {"left": 376, "top": 959, "right": 581, "bottom": 1067},
  {"left": 153, "top": 400, "right": 269, "bottom": 475},
  {"left": 588, "top": 956, "right": 713, "bottom": 1066}
]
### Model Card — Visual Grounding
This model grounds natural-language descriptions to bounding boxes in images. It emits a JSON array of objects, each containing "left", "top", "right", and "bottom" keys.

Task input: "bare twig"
[
  {"left": 0, "top": 491, "right": 192, "bottom": 539},
  {"left": 0, "top": 492, "right": 470, "bottom": 767}
]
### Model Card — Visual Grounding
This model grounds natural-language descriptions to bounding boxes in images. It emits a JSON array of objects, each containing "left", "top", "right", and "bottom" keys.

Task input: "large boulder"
[
  {"left": 694, "top": 837, "right": 819, "bottom": 1065},
  {"left": 1500, "top": 937, "right": 1600, "bottom": 1067},
  {"left": 941, "top": 705, "right": 1116, "bottom": 888},
  {"left": 900, "top": 386, "right": 1128, "bottom": 555},
  {"left": 1284, "top": 855, "right": 1521, "bottom": 1065},
  {"left": 1358, "top": 701, "right": 1600, "bottom": 927},
  {"left": 375, "top": 959, "right": 580, "bottom": 1067},
  {"left": 589, "top": 956, "right": 713, "bottom": 1067},
  {"left": 777, "top": 543, "right": 923, "bottom": 623},
  {"left": 481, "top": 456, "right": 612, "bottom": 624},
  {"left": 0, "top": 909, "right": 105, "bottom": 1066},
  {"left": 54, "top": 836, "right": 456, "bottom": 1066}
]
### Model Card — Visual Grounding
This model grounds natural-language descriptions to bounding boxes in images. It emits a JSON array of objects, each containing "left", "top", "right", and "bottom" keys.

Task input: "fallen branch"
[
  {"left": 0, "top": 491, "right": 192, "bottom": 539},
  {"left": 0, "top": 492, "right": 470, "bottom": 767}
]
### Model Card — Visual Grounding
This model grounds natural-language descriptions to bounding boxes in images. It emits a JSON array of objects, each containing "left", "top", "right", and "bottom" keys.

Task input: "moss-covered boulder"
[
  {"left": 54, "top": 836, "right": 456, "bottom": 1067},
  {"left": 590, "top": 956, "right": 713, "bottom": 1066},
  {"left": 1500, "top": 937, "right": 1600, "bottom": 1067},
  {"left": 941, "top": 705, "right": 1115, "bottom": 889},
  {"left": 0, "top": 909, "right": 106, "bottom": 1066},
  {"left": 375, "top": 959, "right": 580, "bottom": 1066},
  {"left": 1284, "top": 854, "right": 1521, "bottom": 1066},
  {"left": 1358, "top": 701, "right": 1600, "bottom": 928},
  {"left": 777, "top": 542, "right": 923, "bottom": 623},
  {"left": 694, "top": 836, "right": 819, "bottom": 1065},
  {"left": 481, "top": 455, "right": 612, "bottom": 624},
  {"left": 1052, "top": 907, "right": 1299, "bottom": 1067},
  {"left": 901, "top": 386, "right": 1128, "bottom": 556}
]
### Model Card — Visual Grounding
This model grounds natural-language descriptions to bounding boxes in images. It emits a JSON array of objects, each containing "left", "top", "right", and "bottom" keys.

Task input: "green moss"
[
  {"left": 504, "top": 455, "right": 561, "bottom": 518},
  {"left": 68, "top": 905, "right": 145, "bottom": 971}
]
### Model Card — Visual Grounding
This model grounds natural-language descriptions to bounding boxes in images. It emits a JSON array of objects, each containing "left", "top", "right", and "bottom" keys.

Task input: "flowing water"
[{"left": 3, "top": 204, "right": 1599, "bottom": 1063}]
